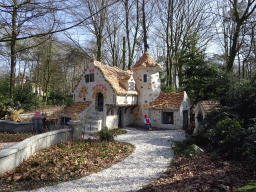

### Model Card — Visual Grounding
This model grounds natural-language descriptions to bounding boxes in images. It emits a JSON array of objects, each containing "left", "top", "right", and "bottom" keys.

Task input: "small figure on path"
[
  {"left": 52, "top": 99, "right": 56, "bottom": 107},
  {"left": 144, "top": 114, "right": 152, "bottom": 131},
  {"left": 16, "top": 101, "right": 22, "bottom": 110}
]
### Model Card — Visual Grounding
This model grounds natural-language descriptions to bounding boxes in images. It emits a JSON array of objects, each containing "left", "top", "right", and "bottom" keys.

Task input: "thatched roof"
[{"left": 132, "top": 52, "right": 162, "bottom": 71}]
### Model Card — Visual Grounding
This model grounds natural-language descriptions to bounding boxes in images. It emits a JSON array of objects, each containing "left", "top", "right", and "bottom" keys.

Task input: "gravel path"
[{"left": 31, "top": 128, "right": 185, "bottom": 192}]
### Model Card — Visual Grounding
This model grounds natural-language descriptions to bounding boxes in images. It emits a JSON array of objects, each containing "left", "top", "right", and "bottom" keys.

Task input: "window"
[
  {"left": 90, "top": 73, "right": 94, "bottom": 82},
  {"left": 162, "top": 112, "right": 174, "bottom": 124},
  {"left": 129, "top": 82, "right": 135, "bottom": 91},
  {"left": 85, "top": 74, "right": 89, "bottom": 83},
  {"left": 143, "top": 74, "right": 147, "bottom": 82},
  {"left": 85, "top": 73, "right": 94, "bottom": 83}
]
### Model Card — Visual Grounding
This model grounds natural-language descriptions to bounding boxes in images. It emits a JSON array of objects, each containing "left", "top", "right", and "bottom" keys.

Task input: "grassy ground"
[{"left": 0, "top": 129, "right": 134, "bottom": 191}]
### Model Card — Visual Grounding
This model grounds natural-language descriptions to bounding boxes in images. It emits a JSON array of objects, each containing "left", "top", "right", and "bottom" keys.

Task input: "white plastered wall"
[
  {"left": 149, "top": 92, "right": 191, "bottom": 129},
  {"left": 133, "top": 68, "right": 161, "bottom": 126},
  {"left": 194, "top": 103, "right": 206, "bottom": 133},
  {"left": 72, "top": 60, "right": 116, "bottom": 125}
]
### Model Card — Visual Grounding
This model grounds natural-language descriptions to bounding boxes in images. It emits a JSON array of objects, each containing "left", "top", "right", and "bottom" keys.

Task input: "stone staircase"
[{"left": 84, "top": 111, "right": 103, "bottom": 134}]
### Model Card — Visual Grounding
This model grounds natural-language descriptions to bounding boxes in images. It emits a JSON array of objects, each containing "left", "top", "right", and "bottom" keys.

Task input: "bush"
[
  {"left": 220, "top": 79, "right": 256, "bottom": 128},
  {"left": 65, "top": 95, "right": 73, "bottom": 107},
  {"left": 13, "top": 84, "right": 40, "bottom": 111},
  {"left": 242, "top": 126, "right": 256, "bottom": 168},
  {"left": 99, "top": 127, "right": 115, "bottom": 141},
  {"left": 199, "top": 112, "right": 246, "bottom": 158},
  {"left": 48, "top": 91, "right": 65, "bottom": 106},
  {"left": 170, "top": 134, "right": 204, "bottom": 158}
]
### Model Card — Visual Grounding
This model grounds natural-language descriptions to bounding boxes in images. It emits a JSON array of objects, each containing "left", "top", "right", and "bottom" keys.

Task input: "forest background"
[{"left": 0, "top": 0, "right": 255, "bottom": 111}]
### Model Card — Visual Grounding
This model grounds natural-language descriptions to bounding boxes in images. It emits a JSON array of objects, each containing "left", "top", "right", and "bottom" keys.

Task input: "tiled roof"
[
  {"left": 62, "top": 101, "right": 92, "bottom": 116},
  {"left": 132, "top": 52, "right": 162, "bottom": 70},
  {"left": 199, "top": 100, "right": 221, "bottom": 113},
  {"left": 95, "top": 61, "right": 135, "bottom": 94},
  {"left": 149, "top": 91, "right": 185, "bottom": 108}
]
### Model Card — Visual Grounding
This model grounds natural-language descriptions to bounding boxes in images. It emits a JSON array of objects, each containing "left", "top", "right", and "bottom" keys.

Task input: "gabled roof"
[
  {"left": 94, "top": 61, "right": 134, "bottom": 94},
  {"left": 131, "top": 52, "right": 162, "bottom": 71},
  {"left": 149, "top": 91, "right": 185, "bottom": 108},
  {"left": 198, "top": 100, "right": 221, "bottom": 113},
  {"left": 72, "top": 59, "right": 136, "bottom": 94},
  {"left": 62, "top": 101, "right": 92, "bottom": 116}
]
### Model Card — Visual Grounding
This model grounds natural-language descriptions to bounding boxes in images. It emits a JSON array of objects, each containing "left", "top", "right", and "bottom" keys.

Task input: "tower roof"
[{"left": 131, "top": 52, "right": 162, "bottom": 71}]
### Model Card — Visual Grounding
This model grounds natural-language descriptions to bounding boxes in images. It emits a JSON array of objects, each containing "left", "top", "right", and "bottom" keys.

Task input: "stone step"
[
  {"left": 86, "top": 119, "right": 102, "bottom": 125},
  {"left": 87, "top": 115, "right": 102, "bottom": 120},
  {"left": 85, "top": 123, "right": 100, "bottom": 130},
  {"left": 83, "top": 125, "right": 99, "bottom": 133}
]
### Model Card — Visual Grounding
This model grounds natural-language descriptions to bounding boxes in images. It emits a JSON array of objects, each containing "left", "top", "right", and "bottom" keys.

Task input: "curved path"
[{"left": 31, "top": 128, "right": 185, "bottom": 192}]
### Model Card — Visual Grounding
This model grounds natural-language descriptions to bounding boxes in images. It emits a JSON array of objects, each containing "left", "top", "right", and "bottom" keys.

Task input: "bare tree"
[
  {"left": 217, "top": 0, "right": 256, "bottom": 72},
  {"left": 156, "top": 0, "right": 216, "bottom": 89},
  {"left": 124, "top": 0, "right": 140, "bottom": 69},
  {"left": 0, "top": 0, "right": 64, "bottom": 96}
]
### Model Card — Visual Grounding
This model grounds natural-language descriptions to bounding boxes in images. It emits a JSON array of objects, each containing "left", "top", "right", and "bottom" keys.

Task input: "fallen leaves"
[
  {"left": 0, "top": 139, "right": 135, "bottom": 191},
  {"left": 0, "top": 132, "right": 35, "bottom": 143},
  {"left": 139, "top": 152, "right": 254, "bottom": 192}
]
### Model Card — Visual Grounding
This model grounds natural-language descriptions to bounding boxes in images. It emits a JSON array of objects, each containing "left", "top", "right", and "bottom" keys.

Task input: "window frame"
[
  {"left": 129, "top": 82, "right": 135, "bottom": 91},
  {"left": 162, "top": 112, "right": 174, "bottom": 124},
  {"left": 90, "top": 73, "right": 94, "bottom": 82},
  {"left": 143, "top": 74, "right": 147, "bottom": 82},
  {"left": 85, "top": 73, "right": 94, "bottom": 83},
  {"left": 85, "top": 74, "right": 89, "bottom": 83}
]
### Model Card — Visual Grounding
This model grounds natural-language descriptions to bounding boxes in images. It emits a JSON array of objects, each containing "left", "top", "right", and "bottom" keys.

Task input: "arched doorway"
[{"left": 96, "top": 92, "right": 104, "bottom": 111}]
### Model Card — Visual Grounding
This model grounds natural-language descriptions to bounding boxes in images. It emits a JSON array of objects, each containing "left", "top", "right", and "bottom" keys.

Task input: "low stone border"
[
  {"left": 0, "top": 120, "right": 34, "bottom": 133},
  {"left": 0, "top": 129, "right": 72, "bottom": 174}
]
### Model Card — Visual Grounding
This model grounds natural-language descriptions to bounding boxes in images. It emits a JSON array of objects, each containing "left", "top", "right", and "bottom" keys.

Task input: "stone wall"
[
  {"left": 0, "top": 121, "right": 34, "bottom": 133},
  {"left": 0, "top": 129, "right": 72, "bottom": 174}
]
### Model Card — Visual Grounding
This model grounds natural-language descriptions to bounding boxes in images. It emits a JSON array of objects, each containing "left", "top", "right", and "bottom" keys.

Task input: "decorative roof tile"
[
  {"left": 149, "top": 91, "right": 185, "bottom": 108},
  {"left": 199, "top": 100, "right": 221, "bottom": 113},
  {"left": 132, "top": 52, "right": 162, "bottom": 70},
  {"left": 62, "top": 101, "right": 92, "bottom": 116}
]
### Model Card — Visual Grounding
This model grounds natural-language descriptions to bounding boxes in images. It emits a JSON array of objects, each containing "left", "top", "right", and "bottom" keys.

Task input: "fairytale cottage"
[{"left": 63, "top": 52, "right": 191, "bottom": 133}]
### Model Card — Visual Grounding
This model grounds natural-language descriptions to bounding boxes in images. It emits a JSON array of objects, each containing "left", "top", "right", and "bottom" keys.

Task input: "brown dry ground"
[
  {"left": 0, "top": 132, "right": 36, "bottom": 143},
  {"left": 138, "top": 152, "right": 254, "bottom": 192},
  {"left": 0, "top": 138, "right": 135, "bottom": 191},
  {"left": 1, "top": 126, "right": 254, "bottom": 192}
]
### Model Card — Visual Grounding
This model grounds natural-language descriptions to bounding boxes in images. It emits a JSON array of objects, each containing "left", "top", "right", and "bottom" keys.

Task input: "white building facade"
[{"left": 65, "top": 52, "right": 191, "bottom": 133}]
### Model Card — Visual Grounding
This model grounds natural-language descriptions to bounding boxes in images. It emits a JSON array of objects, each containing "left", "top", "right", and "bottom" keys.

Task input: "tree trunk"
[
  {"left": 142, "top": 0, "right": 147, "bottom": 53},
  {"left": 10, "top": 0, "right": 18, "bottom": 96},
  {"left": 122, "top": 37, "right": 126, "bottom": 70},
  {"left": 227, "top": 22, "right": 242, "bottom": 71}
]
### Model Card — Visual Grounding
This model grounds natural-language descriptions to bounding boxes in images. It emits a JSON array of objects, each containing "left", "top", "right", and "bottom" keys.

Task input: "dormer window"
[
  {"left": 129, "top": 82, "right": 135, "bottom": 91},
  {"left": 143, "top": 74, "right": 147, "bottom": 82}
]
